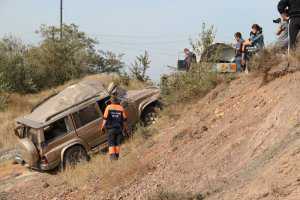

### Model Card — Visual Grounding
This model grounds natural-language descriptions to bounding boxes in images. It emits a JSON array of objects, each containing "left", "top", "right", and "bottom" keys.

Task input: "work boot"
[{"left": 110, "top": 154, "right": 118, "bottom": 161}]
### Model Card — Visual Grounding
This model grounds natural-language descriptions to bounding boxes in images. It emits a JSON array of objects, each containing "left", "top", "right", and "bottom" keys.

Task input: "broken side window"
[
  {"left": 44, "top": 117, "right": 70, "bottom": 143},
  {"left": 73, "top": 103, "right": 101, "bottom": 128}
]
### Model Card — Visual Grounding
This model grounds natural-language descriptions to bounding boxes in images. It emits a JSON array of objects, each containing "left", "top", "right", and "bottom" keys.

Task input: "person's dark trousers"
[
  {"left": 289, "top": 17, "right": 300, "bottom": 50},
  {"left": 107, "top": 128, "right": 123, "bottom": 160}
]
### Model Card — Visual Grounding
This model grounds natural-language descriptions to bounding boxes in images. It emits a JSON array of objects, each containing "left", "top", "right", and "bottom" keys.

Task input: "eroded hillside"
[{"left": 1, "top": 72, "right": 300, "bottom": 200}]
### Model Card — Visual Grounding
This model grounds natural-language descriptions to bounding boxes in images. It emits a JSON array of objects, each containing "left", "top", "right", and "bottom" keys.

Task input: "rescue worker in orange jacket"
[{"left": 101, "top": 95, "right": 128, "bottom": 160}]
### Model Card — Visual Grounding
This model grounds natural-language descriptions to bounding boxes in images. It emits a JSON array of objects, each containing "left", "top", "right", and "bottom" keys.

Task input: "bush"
[
  {"left": 248, "top": 47, "right": 282, "bottom": 74},
  {"left": 190, "top": 23, "right": 216, "bottom": 58},
  {"left": 0, "top": 37, "right": 38, "bottom": 93},
  {"left": 161, "top": 23, "right": 220, "bottom": 104},
  {"left": 129, "top": 51, "right": 151, "bottom": 82},
  {"left": 0, "top": 24, "right": 125, "bottom": 93},
  {"left": 161, "top": 63, "right": 218, "bottom": 103}
]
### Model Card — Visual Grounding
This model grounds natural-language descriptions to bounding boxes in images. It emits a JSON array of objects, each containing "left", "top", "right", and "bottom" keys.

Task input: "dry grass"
[
  {"left": 58, "top": 126, "right": 158, "bottom": 190},
  {"left": 58, "top": 113, "right": 165, "bottom": 191},
  {"left": 249, "top": 47, "right": 283, "bottom": 74},
  {"left": 0, "top": 93, "right": 49, "bottom": 149},
  {"left": 249, "top": 46, "right": 300, "bottom": 76}
]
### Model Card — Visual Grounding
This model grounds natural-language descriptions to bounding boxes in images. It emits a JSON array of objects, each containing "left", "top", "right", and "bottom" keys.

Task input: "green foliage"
[
  {"left": 161, "top": 23, "right": 218, "bottom": 103},
  {"left": 190, "top": 23, "right": 216, "bottom": 57},
  {"left": 0, "top": 36, "right": 38, "bottom": 93},
  {"left": 95, "top": 51, "right": 125, "bottom": 73},
  {"left": 129, "top": 51, "right": 151, "bottom": 82},
  {"left": 0, "top": 24, "right": 124, "bottom": 93},
  {"left": 161, "top": 63, "right": 218, "bottom": 103}
]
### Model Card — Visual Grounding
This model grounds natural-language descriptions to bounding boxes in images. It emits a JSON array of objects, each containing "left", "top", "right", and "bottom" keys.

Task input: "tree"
[
  {"left": 190, "top": 23, "right": 216, "bottom": 57},
  {"left": 88, "top": 50, "right": 124, "bottom": 74},
  {"left": 129, "top": 51, "right": 151, "bottom": 82},
  {"left": 0, "top": 36, "right": 37, "bottom": 93},
  {"left": 29, "top": 24, "right": 100, "bottom": 86},
  {"left": 0, "top": 23, "right": 125, "bottom": 93}
]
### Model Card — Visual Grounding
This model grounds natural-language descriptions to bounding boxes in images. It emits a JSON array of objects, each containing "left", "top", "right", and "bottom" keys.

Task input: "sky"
[{"left": 0, "top": 0, "right": 279, "bottom": 81}]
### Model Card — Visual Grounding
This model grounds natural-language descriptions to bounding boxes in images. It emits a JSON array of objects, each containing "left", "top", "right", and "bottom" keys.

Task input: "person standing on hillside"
[
  {"left": 234, "top": 32, "right": 244, "bottom": 72},
  {"left": 278, "top": 0, "right": 300, "bottom": 49},
  {"left": 184, "top": 48, "right": 197, "bottom": 71},
  {"left": 275, "top": 9, "right": 289, "bottom": 49},
  {"left": 101, "top": 95, "right": 128, "bottom": 161}
]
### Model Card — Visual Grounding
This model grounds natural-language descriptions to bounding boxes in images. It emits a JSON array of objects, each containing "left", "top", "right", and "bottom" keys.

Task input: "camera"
[{"left": 273, "top": 18, "right": 281, "bottom": 24}]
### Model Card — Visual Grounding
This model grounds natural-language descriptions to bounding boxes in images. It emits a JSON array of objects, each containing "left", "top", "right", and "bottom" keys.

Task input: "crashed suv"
[{"left": 14, "top": 79, "right": 160, "bottom": 171}]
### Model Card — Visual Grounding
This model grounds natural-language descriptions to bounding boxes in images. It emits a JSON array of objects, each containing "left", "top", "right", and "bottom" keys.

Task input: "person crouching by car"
[
  {"left": 275, "top": 9, "right": 289, "bottom": 49},
  {"left": 234, "top": 32, "right": 244, "bottom": 72},
  {"left": 101, "top": 95, "right": 128, "bottom": 161}
]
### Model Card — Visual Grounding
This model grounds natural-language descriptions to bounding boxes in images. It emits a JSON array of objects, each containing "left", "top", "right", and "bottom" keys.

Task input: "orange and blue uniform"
[{"left": 102, "top": 103, "right": 127, "bottom": 160}]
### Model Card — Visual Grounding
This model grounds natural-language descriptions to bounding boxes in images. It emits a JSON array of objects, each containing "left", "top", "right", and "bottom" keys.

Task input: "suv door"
[
  {"left": 122, "top": 99, "right": 138, "bottom": 126},
  {"left": 72, "top": 103, "right": 103, "bottom": 148}
]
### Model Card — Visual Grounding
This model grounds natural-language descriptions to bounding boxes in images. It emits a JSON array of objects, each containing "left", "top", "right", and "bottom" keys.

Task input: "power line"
[
  {"left": 98, "top": 40, "right": 187, "bottom": 46},
  {"left": 99, "top": 45, "right": 178, "bottom": 57},
  {"left": 91, "top": 33, "right": 191, "bottom": 39}
]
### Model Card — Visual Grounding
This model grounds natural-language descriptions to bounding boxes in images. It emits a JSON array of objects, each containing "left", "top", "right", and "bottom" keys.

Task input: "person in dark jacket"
[
  {"left": 241, "top": 24, "right": 265, "bottom": 66},
  {"left": 242, "top": 24, "right": 265, "bottom": 52},
  {"left": 101, "top": 95, "right": 128, "bottom": 160},
  {"left": 278, "top": 0, "right": 300, "bottom": 49}
]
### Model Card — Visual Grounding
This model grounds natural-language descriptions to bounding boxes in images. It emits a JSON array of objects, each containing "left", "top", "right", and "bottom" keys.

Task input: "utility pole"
[{"left": 60, "top": 0, "right": 63, "bottom": 40}]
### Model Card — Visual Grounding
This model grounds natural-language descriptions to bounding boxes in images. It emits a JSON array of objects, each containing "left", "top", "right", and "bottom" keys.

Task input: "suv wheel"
[
  {"left": 63, "top": 146, "right": 89, "bottom": 169},
  {"left": 141, "top": 106, "right": 159, "bottom": 126}
]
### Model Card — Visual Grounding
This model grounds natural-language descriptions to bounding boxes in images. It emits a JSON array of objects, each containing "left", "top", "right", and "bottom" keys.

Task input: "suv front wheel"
[
  {"left": 141, "top": 106, "right": 160, "bottom": 126},
  {"left": 62, "top": 145, "right": 89, "bottom": 169}
]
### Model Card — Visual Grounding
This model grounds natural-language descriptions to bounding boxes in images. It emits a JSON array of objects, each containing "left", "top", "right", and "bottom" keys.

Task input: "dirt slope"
[
  {"left": 3, "top": 72, "right": 300, "bottom": 200},
  {"left": 113, "top": 72, "right": 300, "bottom": 199}
]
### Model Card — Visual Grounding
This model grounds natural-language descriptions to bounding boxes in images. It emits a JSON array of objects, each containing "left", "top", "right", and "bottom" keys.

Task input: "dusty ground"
[{"left": 1, "top": 71, "right": 300, "bottom": 200}]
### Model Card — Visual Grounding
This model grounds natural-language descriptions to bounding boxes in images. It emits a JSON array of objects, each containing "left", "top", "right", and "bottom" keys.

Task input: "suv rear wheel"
[{"left": 63, "top": 146, "right": 89, "bottom": 169}]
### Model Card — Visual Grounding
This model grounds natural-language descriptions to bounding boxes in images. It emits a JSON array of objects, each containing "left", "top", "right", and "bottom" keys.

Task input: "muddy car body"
[
  {"left": 201, "top": 43, "right": 238, "bottom": 73},
  {"left": 14, "top": 79, "right": 160, "bottom": 171}
]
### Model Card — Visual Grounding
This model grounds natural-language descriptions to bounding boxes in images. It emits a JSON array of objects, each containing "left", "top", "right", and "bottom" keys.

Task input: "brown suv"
[{"left": 14, "top": 79, "right": 160, "bottom": 171}]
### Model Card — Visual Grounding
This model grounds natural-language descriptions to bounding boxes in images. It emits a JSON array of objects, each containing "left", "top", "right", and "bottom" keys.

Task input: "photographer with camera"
[
  {"left": 278, "top": 0, "right": 300, "bottom": 50},
  {"left": 274, "top": 9, "right": 289, "bottom": 49}
]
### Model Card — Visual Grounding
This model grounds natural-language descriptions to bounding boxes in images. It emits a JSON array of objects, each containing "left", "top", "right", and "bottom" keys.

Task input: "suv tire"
[{"left": 62, "top": 146, "right": 89, "bottom": 169}]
